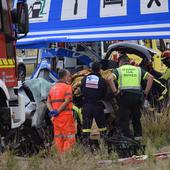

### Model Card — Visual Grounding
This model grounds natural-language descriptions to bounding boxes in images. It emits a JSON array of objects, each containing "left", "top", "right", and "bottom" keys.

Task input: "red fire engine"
[{"left": 0, "top": 0, "right": 28, "bottom": 130}]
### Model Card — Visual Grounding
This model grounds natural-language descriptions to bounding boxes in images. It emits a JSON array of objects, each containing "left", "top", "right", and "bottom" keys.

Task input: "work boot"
[{"left": 82, "top": 133, "right": 91, "bottom": 151}]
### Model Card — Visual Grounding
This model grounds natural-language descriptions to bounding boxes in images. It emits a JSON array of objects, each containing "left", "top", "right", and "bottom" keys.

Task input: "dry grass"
[
  {"left": 0, "top": 105, "right": 170, "bottom": 170},
  {"left": 0, "top": 145, "right": 170, "bottom": 170},
  {"left": 142, "top": 105, "right": 170, "bottom": 148}
]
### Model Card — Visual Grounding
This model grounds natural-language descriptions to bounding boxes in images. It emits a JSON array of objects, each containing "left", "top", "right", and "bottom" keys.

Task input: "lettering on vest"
[{"left": 118, "top": 65, "right": 141, "bottom": 90}]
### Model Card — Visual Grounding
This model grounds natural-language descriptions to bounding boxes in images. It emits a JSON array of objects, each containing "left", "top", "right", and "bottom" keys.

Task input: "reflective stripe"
[
  {"left": 134, "top": 136, "right": 142, "bottom": 141},
  {"left": 54, "top": 134, "right": 75, "bottom": 139},
  {"left": 65, "top": 134, "right": 75, "bottom": 139},
  {"left": 99, "top": 127, "right": 107, "bottom": 132},
  {"left": 153, "top": 79, "right": 168, "bottom": 101},
  {"left": 112, "top": 73, "right": 117, "bottom": 80},
  {"left": 143, "top": 72, "right": 148, "bottom": 80},
  {"left": 64, "top": 108, "right": 73, "bottom": 111},
  {"left": 51, "top": 99, "right": 73, "bottom": 103},
  {"left": 8, "top": 59, "right": 14, "bottom": 65},
  {"left": 137, "top": 67, "right": 141, "bottom": 87},
  {"left": 0, "top": 65, "right": 15, "bottom": 68},
  {"left": 3, "top": 59, "right": 8, "bottom": 65},
  {"left": 54, "top": 134, "right": 63, "bottom": 138},
  {"left": 65, "top": 93, "right": 72, "bottom": 96},
  {"left": 82, "top": 129, "right": 92, "bottom": 133},
  {"left": 117, "top": 68, "right": 122, "bottom": 88},
  {"left": 154, "top": 79, "right": 166, "bottom": 89},
  {"left": 162, "top": 88, "right": 168, "bottom": 96},
  {"left": 0, "top": 59, "right": 15, "bottom": 68},
  {"left": 51, "top": 99, "right": 65, "bottom": 103},
  {"left": 120, "top": 86, "right": 142, "bottom": 90},
  {"left": 158, "top": 96, "right": 164, "bottom": 101},
  {"left": 73, "top": 105, "right": 83, "bottom": 123}
]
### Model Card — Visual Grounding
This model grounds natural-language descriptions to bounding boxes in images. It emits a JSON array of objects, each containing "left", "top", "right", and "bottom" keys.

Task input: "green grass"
[{"left": 142, "top": 106, "right": 170, "bottom": 149}]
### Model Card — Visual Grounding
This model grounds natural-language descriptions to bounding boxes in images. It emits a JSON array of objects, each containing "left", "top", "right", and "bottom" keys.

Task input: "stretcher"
[{"left": 98, "top": 152, "right": 170, "bottom": 166}]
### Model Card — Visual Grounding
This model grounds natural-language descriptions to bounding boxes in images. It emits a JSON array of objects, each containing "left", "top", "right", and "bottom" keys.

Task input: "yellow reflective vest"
[{"left": 117, "top": 65, "right": 142, "bottom": 90}]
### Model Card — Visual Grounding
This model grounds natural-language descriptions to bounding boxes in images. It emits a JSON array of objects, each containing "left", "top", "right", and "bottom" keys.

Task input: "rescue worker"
[
  {"left": 47, "top": 69, "right": 76, "bottom": 153},
  {"left": 160, "top": 51, "right": 170, "bottom": 79},
  {"left": 108, "top": 54, "right": 154, "bottom": 140},
  {"left": 160, "top": 50, "right": 170, "bottom": 98},
  {"left": 81, "top": 62, "right": 107, "bottom": 146}
]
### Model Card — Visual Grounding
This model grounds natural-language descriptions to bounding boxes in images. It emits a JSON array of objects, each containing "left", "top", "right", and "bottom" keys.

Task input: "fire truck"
[{"left": 0, "top": 0, "right": 28, "bottom": 139}]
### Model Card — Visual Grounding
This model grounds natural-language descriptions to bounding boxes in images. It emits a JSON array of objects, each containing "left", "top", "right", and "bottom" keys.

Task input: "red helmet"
[{"left": 161, "top": 50, "right": 170, "bottom": 60}]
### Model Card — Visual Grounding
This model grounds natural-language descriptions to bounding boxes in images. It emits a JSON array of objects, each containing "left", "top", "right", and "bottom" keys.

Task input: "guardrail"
[{"left": 22, "top": 56, "right": 37, "bottom": 64}]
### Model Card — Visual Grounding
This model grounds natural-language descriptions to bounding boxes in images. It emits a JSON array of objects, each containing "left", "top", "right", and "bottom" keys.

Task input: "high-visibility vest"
[
  {"left": 49, "top": 82, "right": 73, "bottom": 113},
  {"left": 117, "top": 65, "right": 141, "bottom": 90}
]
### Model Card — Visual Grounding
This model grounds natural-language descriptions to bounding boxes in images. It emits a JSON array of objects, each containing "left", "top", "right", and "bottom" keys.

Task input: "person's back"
[
  {"left": 81, "top": 73, "right": 106, "bottom": 103},
  {"left": 116, "top": 64, "right": 142, "bottom": 91},
  {"left": 47, "top": 69, "right": 75, "bottom": 153},
  {"left": 108, "top": 54, "right": 153, "bottom": 139},
  {"left": 49, "top": 82, "right": 72, "bottom": 115},
  {"left": 80, "top": 62, "right": 107, "bottom": 147}
]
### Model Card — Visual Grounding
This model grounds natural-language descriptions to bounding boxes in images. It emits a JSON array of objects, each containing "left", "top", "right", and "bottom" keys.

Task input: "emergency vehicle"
[
  {"left": 0, "top": 0, "right": 29, "bottom": 133},
  {"left": 101, "top": 39, "right": 169, "bottom": 73}
]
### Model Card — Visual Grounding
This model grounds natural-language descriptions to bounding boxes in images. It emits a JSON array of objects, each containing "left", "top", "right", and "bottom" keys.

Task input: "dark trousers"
[
  {"left": 82, "top": 103, "right": 107, "bottom": 144},
  {"left": 116, "top": 92, "right": 142, "bottom": 138}
]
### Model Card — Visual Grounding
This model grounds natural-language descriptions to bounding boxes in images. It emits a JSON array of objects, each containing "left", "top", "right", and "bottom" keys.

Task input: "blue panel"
[
  {"left": 41, "top": 48, "right": 92, "bottom": 65},
  {"left": 15, "top": 0, "right": 170, "bottom": 46}
]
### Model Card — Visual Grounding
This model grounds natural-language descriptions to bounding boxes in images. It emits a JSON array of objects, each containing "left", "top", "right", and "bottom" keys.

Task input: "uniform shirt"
[
  {"left": 160, "top": 68, "right": 170, "bottom": 81},
  {"left": 80, "top": 73, "right": 107, "bottom": 103},
  {"left": 160, "top": 68, "right": 170, "bottom": 97},
  {"left": 48, "top": 82, "right": 73, "bottom": 115}
]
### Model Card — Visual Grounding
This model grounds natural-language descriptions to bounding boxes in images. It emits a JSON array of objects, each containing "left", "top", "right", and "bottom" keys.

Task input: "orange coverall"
[{"left": 48, "top": 82, "right": 76, "bottom": 153}]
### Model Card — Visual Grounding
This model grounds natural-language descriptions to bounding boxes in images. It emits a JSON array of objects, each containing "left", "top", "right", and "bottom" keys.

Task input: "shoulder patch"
[{"left": 85, "top": 75, "right": 99, "bottom": 89}]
